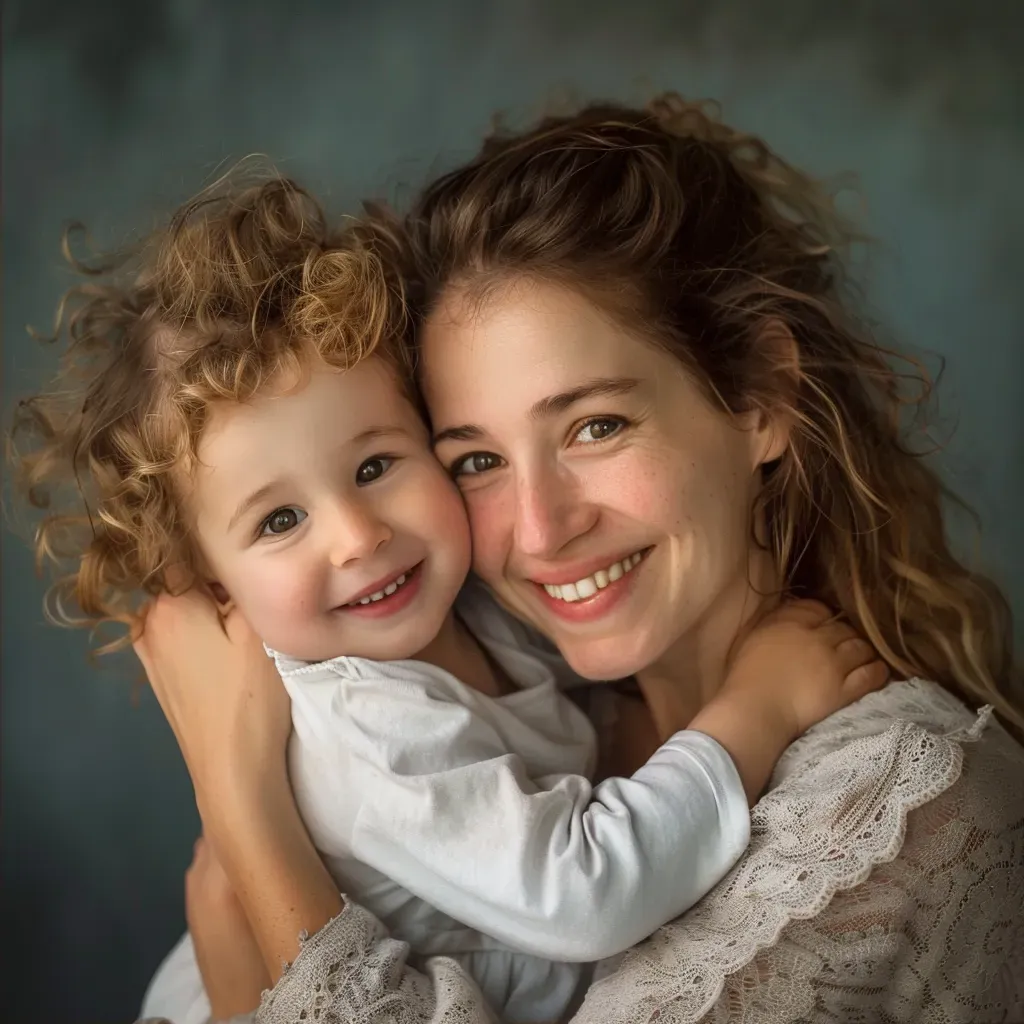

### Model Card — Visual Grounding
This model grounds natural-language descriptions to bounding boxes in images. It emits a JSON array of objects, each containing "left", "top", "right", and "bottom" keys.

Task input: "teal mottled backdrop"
[{"left": 3, "top": 1, "right": 1022, "bottom": 1018}]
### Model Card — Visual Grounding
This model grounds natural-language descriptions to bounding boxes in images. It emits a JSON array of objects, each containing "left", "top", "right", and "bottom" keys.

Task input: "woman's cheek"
[{"left": 583, "top": 450, "right": 682, "bottom": 526}]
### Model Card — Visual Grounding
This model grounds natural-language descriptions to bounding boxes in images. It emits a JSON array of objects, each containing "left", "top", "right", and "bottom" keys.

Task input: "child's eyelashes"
[
  {"left": 356, "top": 455, "right": 397, "bottom": 485},
  {"left": 260, "top": 506, "right": 307, "bottom": 537}
]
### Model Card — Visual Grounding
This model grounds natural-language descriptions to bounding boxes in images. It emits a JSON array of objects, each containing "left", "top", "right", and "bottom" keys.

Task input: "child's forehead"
[{"left": 203, "top": 356, "right": 423, "bottom": 450}]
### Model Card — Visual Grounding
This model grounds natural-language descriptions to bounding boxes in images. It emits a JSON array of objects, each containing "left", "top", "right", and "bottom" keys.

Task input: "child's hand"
[
  {"left": 186, "top": 834, "right": 270, "bottom": 1019},
  {"left": 726, "top": 599, "right": 889, "bottom": 742},
  {"left": 691, "top": 600, "right": 888, "bottom": 804}
]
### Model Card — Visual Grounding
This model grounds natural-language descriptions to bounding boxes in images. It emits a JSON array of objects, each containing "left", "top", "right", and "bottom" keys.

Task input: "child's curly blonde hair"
[{"left": 10, "top": 170, "right": 409, "bottom": 650}]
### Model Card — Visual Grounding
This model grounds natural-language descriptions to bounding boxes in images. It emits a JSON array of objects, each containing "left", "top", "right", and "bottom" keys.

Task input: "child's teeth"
[
  {"left": 543, "top": 552, "right": 645, "bottom": 603},
  {"left": 347, "top": 571, "right": 413, "bottom": 607}
]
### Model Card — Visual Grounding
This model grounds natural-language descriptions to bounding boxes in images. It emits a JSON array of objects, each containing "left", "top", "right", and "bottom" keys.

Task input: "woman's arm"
[
  {"left": 185, "top": 835, "right": 269, "bottom": 1018},
  {"left": 133, "top": 588, "right": 498, "bottom": 1024}
]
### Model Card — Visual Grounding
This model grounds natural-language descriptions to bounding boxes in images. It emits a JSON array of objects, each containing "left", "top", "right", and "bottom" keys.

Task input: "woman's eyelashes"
[
  {"left": 450, "top": 451, "right": 505, "bottom": 478},
  {"left": 571, "top": 416, "right": 628, "bottom": 445},
  {"left": 447, "top": 417, "right": 629, "bottom": 480}
]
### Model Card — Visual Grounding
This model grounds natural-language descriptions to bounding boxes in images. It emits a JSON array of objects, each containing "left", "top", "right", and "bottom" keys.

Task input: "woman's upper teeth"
[
  {"left": 542, "top": 552, "right": 643, "bottom": 602},
  {"left": 347, "top": 573, "right": 408, "bottom": 607}
]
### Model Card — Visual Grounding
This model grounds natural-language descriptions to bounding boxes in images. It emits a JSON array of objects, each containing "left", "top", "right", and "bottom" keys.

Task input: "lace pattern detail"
[
  {"left": 255, "top": 900, "right": 497, "bottom": 1024},
  {"left": 574, "top": 682, "right": 1024, "bottom": 1023}
]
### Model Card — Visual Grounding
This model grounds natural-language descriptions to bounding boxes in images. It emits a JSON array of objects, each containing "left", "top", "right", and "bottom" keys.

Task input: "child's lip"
[{"left": 336, "top": 561, "right": 422, "bottom": 607}]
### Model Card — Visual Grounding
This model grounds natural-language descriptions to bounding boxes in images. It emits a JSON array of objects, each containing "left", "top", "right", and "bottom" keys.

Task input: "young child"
[{"left": 13, "top": 175, "right": 880, "bottom": 1024}]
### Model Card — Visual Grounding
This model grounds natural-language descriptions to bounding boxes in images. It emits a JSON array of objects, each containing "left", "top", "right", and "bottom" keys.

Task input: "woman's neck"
[
  {"left": 636, "top": 547, "right": 781, "bottom": 740},
  {"left": 414, "top": 611, "right": 512, "bottom": 698}
]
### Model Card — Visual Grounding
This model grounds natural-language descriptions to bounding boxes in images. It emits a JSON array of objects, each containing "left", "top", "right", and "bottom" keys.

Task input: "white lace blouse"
[{"left": 243, "top": 679, "right": 1024, "bottom": 1024}]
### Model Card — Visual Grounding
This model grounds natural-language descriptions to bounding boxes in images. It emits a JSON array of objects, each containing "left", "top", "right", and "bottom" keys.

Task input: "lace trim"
[
  {"left": 256, "top": 900, "right": 496, "bottom": 1024},
  {"left": 576, "top": 702, "right": 994, "bottom": 1024}
]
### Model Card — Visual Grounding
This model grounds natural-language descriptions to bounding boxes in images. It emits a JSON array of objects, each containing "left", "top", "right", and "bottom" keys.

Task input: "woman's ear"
[{"left": 751, "top": 319, "right": 801, "bottom": 467}]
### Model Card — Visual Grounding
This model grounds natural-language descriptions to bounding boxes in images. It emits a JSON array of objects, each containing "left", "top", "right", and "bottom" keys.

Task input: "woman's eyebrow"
[
  {"left": 528, "top": 377, "right": 641, "bottom": 420},
  {"left": 432, "top": 377, "right": 641, "bottom": 446}
]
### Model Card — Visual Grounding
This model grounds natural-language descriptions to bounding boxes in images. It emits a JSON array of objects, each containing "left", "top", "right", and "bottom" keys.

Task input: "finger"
[
  {"left": 835, "top": 636, "right": 877, "bottom": 677},
  {"left": 841, "top": 659, "right": 890, "bottom": 702},
  {"left": 770, "top": 599, "right": 835, "bottom": 627},
  {"left": 813, "top": 619, "right": 860, "bottom": 650},
  {"left": 221, "top": 604, "right": 259, "bottom": 645},
  {"left": 163, "top": 562, "right": 194, "bottom": 594}
]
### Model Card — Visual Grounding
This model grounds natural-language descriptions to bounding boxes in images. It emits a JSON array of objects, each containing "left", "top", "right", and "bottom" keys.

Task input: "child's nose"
[{"left": 327, "top": 503, "right": 392, "bottom": 567}]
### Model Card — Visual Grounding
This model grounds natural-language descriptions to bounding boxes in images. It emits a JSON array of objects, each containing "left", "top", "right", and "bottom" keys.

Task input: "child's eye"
[
  {"left": 356, "top": 456, "right": 394, "bottom": 485},
  {"left": 261, "top": 507, "right": 307, "bottom": 536},
  {"left": 573, "top": 417, "right": 626, "bottom": 444},
  {"left": 450, "top": 452, "right": 504, "bottom": 477}
]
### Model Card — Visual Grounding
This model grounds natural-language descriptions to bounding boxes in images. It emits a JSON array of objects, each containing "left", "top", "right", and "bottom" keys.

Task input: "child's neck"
[{"left": 414, "top": 611, "right": 513, "bottom": 699}]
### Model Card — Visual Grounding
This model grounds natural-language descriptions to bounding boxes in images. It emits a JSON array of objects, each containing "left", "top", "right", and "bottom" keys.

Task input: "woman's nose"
[
  {"left": 327, "top": 501, "right": 392, "bottom": 568},
  {"left": 512, "top": 465, "right": 598, "bottom": 560}
]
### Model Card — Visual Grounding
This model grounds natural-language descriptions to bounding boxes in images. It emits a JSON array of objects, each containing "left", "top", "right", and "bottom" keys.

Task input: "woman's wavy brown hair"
[
  {"left": 9, "top": 169, "right": 407, "bottom": 651},
  {"left": 403, "top": 93, "right": 1022, "bottom": 731}
]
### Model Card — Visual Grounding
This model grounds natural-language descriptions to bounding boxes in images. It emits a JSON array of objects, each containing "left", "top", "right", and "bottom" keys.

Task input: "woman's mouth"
[
  {"left": 530, "top": 548, "right": 651, "bottom": 622},
  {"left": 539, "top": 550, "right": 645, "bottom": 603}
]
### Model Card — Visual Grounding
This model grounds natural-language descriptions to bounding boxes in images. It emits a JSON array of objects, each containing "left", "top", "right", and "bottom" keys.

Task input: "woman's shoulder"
[
  {"left": 772, "top": 678, "right": 1018, "bottom": 782},
  {"left": 577, "top": 680, "right": 1024, "bottom": 1023}
]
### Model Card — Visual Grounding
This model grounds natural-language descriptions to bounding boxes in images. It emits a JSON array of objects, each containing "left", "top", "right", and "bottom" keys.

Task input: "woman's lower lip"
[
  {"left": 336, "top": 565, "right": 423, "bottom": 619},
  {"left": 531, "top": 553, "right": 647, "bottom": 623}
]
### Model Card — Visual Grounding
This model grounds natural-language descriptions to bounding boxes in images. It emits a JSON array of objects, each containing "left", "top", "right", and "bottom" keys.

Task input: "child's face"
[{"left": 186, "top": 356, "right": 471, "bottom": 662}]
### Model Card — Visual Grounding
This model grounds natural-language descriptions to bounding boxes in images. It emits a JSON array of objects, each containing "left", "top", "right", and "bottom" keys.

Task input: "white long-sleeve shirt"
[{"left": 274, "top": 581, "right": 750, "bottom": 1023}]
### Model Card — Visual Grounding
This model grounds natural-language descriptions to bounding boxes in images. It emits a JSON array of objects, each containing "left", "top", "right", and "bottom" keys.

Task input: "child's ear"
[{"left": 207, "top": 581, "right": 232, "bottom": 608}]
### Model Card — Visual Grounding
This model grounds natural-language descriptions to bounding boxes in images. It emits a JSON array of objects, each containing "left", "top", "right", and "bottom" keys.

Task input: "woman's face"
[{"left": 421, "top": 277, "right": 786, "bottom": 681}]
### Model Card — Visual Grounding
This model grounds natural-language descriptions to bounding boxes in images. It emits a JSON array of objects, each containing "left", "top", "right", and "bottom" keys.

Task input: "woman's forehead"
[{"left": 419, "top": 278, "right": 667, "bottom": 405}]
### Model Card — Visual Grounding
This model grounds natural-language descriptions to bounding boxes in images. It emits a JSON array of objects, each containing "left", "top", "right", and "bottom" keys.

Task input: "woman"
[{"left": 138, "top": 94, "right": 1024, "bottom": 1023}]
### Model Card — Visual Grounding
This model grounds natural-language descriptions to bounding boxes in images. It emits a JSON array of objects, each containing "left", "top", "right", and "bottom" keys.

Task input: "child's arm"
[
  {"left": 689, "top": 600, "right": 889, "bottom": 804},
  {"left": 303, "top": 600, "right": 884, "bottom": 964},
  {"left": 337, "top": 701, "right": 749, "bottom": 963}
]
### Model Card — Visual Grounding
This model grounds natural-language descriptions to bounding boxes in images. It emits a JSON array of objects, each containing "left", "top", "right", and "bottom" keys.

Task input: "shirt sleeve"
[{"left": 334, "top": 675, "right": 749, "bottom": 962}]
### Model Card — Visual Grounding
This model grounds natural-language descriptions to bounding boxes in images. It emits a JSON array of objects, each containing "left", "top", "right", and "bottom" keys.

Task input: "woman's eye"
[
  {"left": 261, "top": 507, "right": 307, "bottom": 536},
  {"left": 574, "top": 418, "right": 625, "bottom": 444},
  {"left": 451, "top": 452, "right": 504, "bottom": 477},
  {"left": 356, "top": 456, "right": 394, "bottom": 485}
]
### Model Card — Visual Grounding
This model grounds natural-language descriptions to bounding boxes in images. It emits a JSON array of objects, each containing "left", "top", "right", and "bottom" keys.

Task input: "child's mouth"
[{"left": 336, "top": 562, "right": 423, "bottom": 618}]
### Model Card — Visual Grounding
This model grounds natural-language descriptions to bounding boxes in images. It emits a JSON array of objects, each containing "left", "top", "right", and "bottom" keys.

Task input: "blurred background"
[{"left": 3, "top": 0, "right": 1022, "bottom": 1019}]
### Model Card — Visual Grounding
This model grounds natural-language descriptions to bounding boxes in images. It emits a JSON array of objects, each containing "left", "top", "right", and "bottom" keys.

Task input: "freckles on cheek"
[{"left": 596, "top": 456, "right": 685, "bottom": 524}]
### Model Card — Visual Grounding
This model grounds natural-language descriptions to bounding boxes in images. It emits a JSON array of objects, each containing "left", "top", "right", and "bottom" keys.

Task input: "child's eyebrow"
[
  {"left": 228, "top": 482, "right": 279, "bottom": 532},
  {"left": 350, "top": 426, "right": 413, "bottom": 444}
]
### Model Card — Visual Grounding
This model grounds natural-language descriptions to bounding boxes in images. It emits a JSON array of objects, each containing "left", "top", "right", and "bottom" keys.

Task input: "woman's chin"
[{"left": 559, "top": 635, "right": 655, "bottom": 683}]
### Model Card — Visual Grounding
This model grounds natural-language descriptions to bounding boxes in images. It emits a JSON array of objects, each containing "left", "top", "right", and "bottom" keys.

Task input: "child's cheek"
[{"left": 231, "top": 555, "right": 320, "bottom": 641}]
